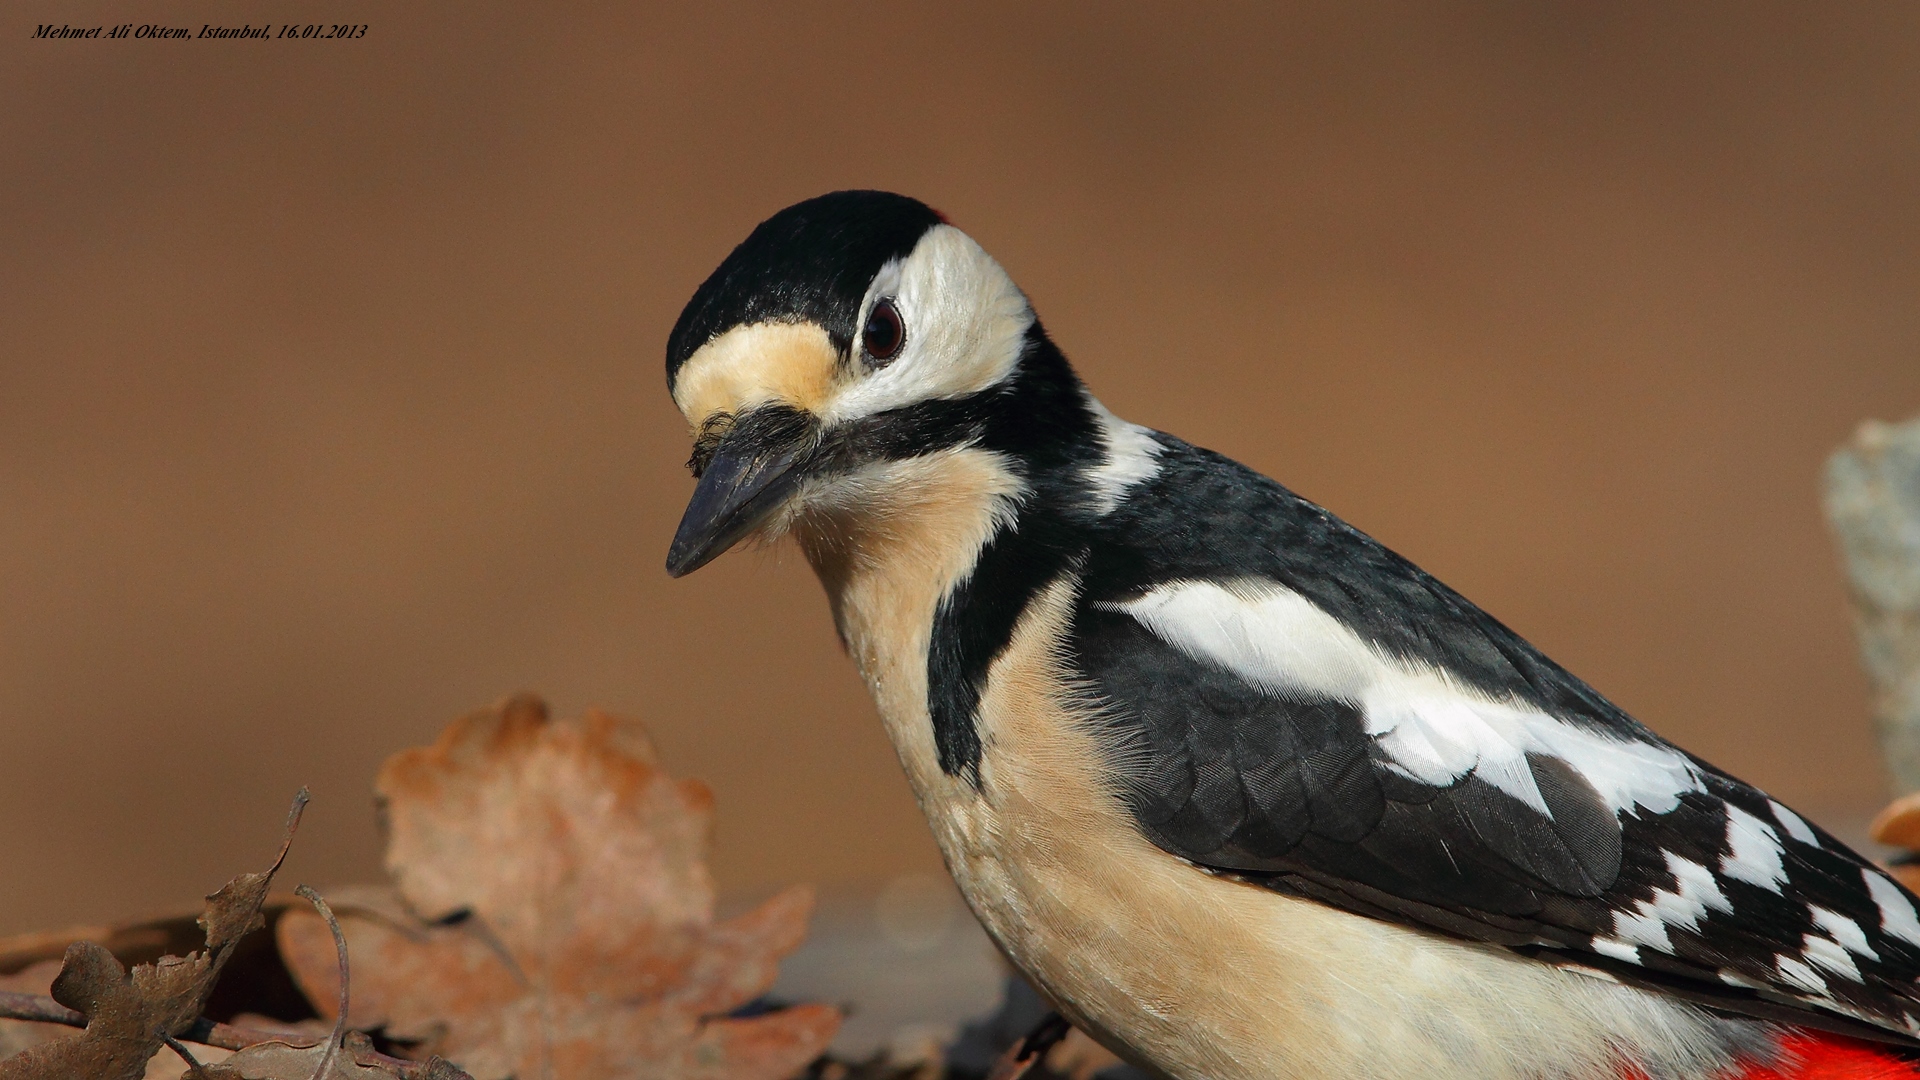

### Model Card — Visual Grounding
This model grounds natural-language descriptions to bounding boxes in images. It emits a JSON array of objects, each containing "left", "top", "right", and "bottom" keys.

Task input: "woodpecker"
[{"left": 663, "top": 190, "right": 1920, "bottom": 1080}]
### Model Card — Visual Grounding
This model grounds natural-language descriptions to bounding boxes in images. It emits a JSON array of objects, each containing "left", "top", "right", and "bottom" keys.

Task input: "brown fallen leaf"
[
  {"left": 0, "top": 962, "right": 70, "bottom": 1058},
  {"left": 1873, "top": 792, "right": 1920, "bottom": 850},
  {"left": 203, "top": 1039, "right": 385, "bottom": 1080},
  {"left": 0, "top": 898, "right": 319, "bottom": 1036},
  {"left": 278, "top": 694, "right": 840, "bottom": 1080},
  {"left": 202, "top": 1032, "right": 404, "bottom": 1080},
  {"left": 195, "top": 884, "right": 471, "bottom": 1080},
  {"left": 0, "top": 959, "right": 229, "bottom": 1078},
  {"left": 0, "top": 793, "right": 307, "bottom": 1080},
  {"left": 1871, "top": 792, "right": 1920, "bottom": 892}
]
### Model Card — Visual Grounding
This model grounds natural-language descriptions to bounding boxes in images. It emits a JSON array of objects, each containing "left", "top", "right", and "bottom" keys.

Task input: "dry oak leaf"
[
  {"left": 204, "top": 1033, "right": 458, "bottom": 1080},
  {"left": 278, "top": 695, "right": 839, "bottom": 1080},
  {"left": 204, "top": 1038, "right": 393, "bottom": 1080},
  {"left": 0, "top": 793, "right": 305, "bottom": 1080}
]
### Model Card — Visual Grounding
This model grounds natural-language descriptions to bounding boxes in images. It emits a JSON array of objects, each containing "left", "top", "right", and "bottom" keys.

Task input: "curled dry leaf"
[
  {"left": 0, "top": 793, "right": 307, "bottom": 1080},
  {"left": 278, "top": 695, "right": 839, "bottom": 1080}
]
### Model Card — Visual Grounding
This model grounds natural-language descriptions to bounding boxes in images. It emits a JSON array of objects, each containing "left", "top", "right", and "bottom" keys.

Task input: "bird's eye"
[{"left": 862, "top": 298, "right": 905, "bottom": 364}]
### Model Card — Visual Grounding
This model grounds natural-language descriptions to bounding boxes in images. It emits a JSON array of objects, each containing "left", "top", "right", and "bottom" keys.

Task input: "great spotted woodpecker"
[{"left": 663, "top": 190, "right": 1920, "bottom": 1080}]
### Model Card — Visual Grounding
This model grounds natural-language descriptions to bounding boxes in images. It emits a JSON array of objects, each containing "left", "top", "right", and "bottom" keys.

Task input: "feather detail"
[
  {"left": 1067, "top": 437, "right": 1920, "bottom": 1040},
  {"left": 1618, "top": 1031, "right": 1920, "bottom": 1079}
]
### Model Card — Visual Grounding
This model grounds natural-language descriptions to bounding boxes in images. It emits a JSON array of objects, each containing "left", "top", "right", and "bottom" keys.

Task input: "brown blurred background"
[{"left": 3, "top": 2, "right": 1919, "bottom": 936}]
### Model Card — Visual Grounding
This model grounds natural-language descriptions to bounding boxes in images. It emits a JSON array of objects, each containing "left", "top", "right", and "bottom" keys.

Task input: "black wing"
[{"left": 1067, "top": 436, "right": 1920, "bottom": 1043}]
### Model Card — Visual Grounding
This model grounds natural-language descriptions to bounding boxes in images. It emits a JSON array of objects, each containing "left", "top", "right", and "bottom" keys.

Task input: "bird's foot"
[{"left": 985, "top": 1011, "right": 1071, "bottom": 1080}]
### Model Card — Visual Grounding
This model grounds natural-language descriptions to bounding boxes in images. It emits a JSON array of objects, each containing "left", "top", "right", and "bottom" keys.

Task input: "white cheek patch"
[
  {"left": 1107, "top": 578, "right": 1704, "bottom": 820},
  {"left": 823, "top": 225, "right": 1034, "bottom": 424}
]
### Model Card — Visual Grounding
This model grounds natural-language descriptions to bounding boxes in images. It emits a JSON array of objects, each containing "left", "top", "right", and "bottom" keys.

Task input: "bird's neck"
[
  {"left": 794, "top": 344, "right": 1098, "bottom": 629},
  {"left": 793, "top": 446, "right": 1026, "bottom": 652},
  {"left": 791, "top": 445, "right": 1027, "bottom": 797},
  {"left": 790, "top": 341, "right": 1101, "bottom": 789},
  {"left": 793, "top": 329, "right": 1097, "bottom": 591}
]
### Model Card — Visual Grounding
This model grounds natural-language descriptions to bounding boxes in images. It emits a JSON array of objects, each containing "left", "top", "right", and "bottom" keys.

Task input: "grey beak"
[{"left": 666, "top": 408, "right": 817, "bottom": 578}]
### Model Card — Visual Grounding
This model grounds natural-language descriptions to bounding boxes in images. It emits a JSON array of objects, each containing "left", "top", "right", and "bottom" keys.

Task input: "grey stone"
[{"left": 1825, "top": 415, "right": 1920, "bottom": 794}]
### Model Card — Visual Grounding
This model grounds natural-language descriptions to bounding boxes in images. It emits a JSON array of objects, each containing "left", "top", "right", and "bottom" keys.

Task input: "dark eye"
[{"left": 862, "top": 298, "right": 905, "bottom": 364}]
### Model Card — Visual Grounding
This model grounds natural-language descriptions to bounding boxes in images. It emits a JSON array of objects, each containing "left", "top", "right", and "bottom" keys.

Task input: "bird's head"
[{"left": 664, "top": 191, "right": 1086, "bottom": 577}]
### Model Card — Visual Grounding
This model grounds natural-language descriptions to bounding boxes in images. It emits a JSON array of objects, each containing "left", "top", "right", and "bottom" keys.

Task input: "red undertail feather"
[{"left": 1622, "top": 1032, "right": 1920, "bottom": 1080}]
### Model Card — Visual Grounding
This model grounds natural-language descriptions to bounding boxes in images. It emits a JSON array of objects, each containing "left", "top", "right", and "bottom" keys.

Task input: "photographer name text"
[{"left": 34, "top": 23, "right": 368, "bottom": 41}]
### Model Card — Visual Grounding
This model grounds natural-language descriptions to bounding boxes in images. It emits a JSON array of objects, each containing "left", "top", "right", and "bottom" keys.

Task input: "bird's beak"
[{"left": 666, "top": 406, "right": 818, "bottom": 578}]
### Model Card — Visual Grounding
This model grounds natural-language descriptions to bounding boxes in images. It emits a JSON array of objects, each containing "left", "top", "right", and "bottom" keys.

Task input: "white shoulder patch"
[
  {"left": 1106, "top": 578, "right": 1703, "bottom": 818},
  {"left": 1082, "top": 396, "right": 1162, "bottom": 514}
]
